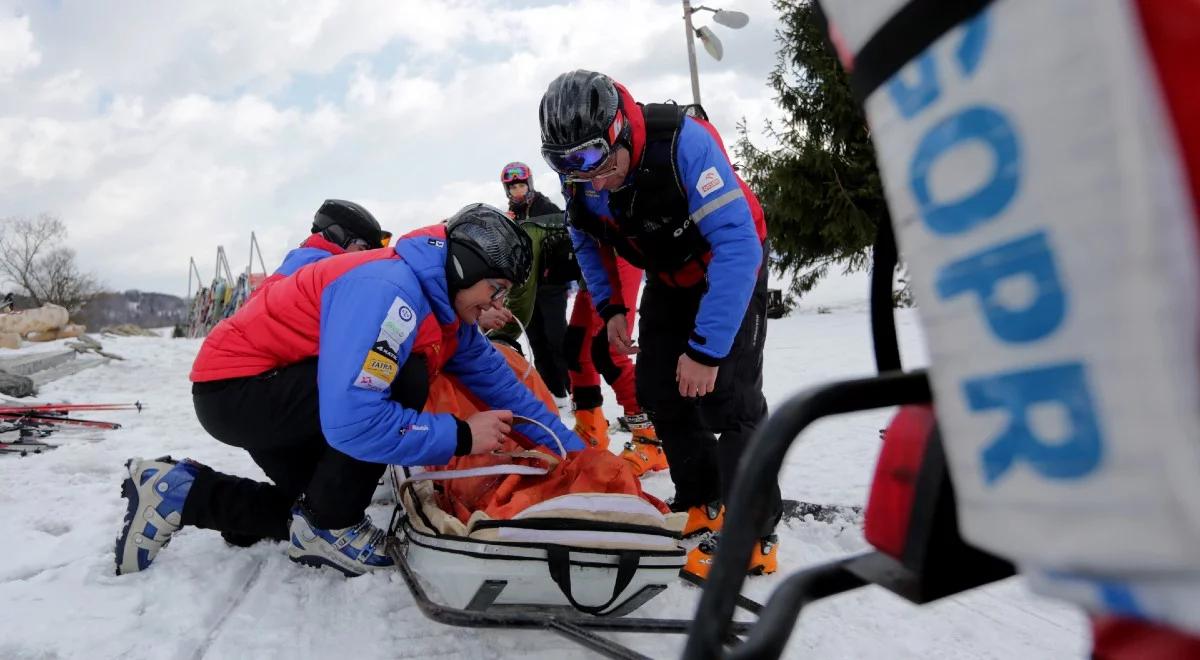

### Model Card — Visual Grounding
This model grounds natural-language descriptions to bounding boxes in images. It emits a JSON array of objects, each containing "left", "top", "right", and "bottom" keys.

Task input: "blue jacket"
[
  {"left": 318, "top": 235, "right": 585, "bottom": 465},
  {"left": 566, "top": 116, "right": 765, "bottom": 363},
  {"left": 274, "top": 234, "right": 346, "bottom": 277}
]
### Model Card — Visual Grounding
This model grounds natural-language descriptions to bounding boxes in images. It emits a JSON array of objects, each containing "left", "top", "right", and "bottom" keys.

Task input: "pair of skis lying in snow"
[{"left": 0, "top": 401, "right": 141, "bottom": 456}]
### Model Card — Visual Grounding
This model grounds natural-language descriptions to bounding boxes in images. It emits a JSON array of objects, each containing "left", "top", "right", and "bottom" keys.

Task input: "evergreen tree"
[{"left": 736, "top": 0, "right": 889, "bottom": 299}]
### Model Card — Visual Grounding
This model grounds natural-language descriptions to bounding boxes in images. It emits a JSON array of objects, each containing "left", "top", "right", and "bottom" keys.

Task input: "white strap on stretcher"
[{"left": 400, "top": 414, "right": 567, "bottom": 483}]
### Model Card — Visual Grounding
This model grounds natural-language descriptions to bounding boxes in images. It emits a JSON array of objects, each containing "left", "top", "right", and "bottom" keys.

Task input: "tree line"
[{"left": 0, "top": 214, "right": 101, "bottom": 314}]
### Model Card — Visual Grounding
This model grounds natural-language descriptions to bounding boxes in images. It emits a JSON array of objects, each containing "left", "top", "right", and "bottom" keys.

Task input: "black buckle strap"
[{"left": 816, "top": 0, "right": 995, "bottom": 101}]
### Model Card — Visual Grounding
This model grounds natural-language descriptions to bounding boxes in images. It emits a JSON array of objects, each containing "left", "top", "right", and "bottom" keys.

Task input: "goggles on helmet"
[
  {"left": 541, "top": 137, "right": 614, "bottom": 180},
  {"left": 501, "top": 164, "right": 531, "bottom": 184}
]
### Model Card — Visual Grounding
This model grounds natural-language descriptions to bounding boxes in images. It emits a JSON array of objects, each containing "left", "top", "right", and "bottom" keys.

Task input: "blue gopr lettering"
[
  {"left": 956, "top": 11, "right": 989, "bottom": 77},
  {"left": 888, "top": 54, "right": 940, "bottom": 119},
  {"left": 910, "top": 106, "right": 1020, "bottom": 235},
  {"left": 886, "top": 9, "right": 990, "bottom": 118},
  {"left": 965, "top": 363, "right": 1103, "bottom": 484},
  {"left": 936, "top": 231, "right": 1066, "bottom": 342}
]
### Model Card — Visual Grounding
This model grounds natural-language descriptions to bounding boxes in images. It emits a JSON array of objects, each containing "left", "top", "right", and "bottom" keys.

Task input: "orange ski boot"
[
  {"left": 573, "top": 407, "right": 610, "bottom": 451},
  {"left": 682, "top": 533, "right": 779, "bottom": 579},
  {"left": 681, "top": 501, "right": 724, "bottom": 538},
  {"left": 619, "top": 438, "right": 669, "bottom": 476}
]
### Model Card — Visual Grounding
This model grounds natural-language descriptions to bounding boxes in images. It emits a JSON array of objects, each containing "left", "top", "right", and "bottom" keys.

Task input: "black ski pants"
[
  {"left": 183, "top": 358, "right": 425, "bottom": 543},
  {"left": 635, "top": 261, "right": 781, "bottom": 538},
  {"left": 526, "top": 283, "right": 571, "bottom": 398}
]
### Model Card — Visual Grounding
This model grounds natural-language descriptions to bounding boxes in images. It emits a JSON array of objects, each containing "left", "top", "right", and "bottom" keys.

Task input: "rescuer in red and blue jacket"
[
  {"left": 539, "top": 70, "right": 778, "bottom": 578},
  {"left": 115, "top": 204, "right": 584, "bottom": 578}
]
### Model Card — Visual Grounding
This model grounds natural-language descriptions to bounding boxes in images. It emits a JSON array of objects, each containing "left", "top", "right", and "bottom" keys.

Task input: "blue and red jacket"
[
  {"left": 563, "top": 82, "right": 768, "bottom": 366},
  {"left": 190, "top": 229, "right": 584, "bottom": 466}
]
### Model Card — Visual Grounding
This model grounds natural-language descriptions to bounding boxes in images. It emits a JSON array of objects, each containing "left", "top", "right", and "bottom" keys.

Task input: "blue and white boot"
[
  {"left": 287, "top": 504, "right": 394, "bottom": 577},
  {"left": 115, "top": 456, "right": 203, "bottom": 575}
]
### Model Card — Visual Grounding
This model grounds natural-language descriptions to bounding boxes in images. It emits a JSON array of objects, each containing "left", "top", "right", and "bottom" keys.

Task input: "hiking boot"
[
  {"left": 287, "top": 504, "right": 394, "bottom": 577},
  {"left": 553, "top": 395, "right": 571, "bottom": 410},
  {"left": 682, "top": 501, "right": 724, "bottom": 537},
  {"left": 573, "top": 407, "right": 610, "bottom": 451},
  {"left": 115, "top": 456, "right": 203, "bottom": 575},
  {"left": 682, "top": 533, "right": 779, "bottom": 579},
  {"left": 619, "top": 438, "right": 669, "bottom": 476}
]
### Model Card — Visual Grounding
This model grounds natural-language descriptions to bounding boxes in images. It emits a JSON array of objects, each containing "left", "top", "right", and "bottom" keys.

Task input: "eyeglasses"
[
  {"left": 487, "top": 278, "right": 510, "bottom": 302},
  {"left": 502, "top": 165, "right": 531, "bottom": 183},
  {"left": 346, "top": 238, "right": 372, "bottom": 251}
]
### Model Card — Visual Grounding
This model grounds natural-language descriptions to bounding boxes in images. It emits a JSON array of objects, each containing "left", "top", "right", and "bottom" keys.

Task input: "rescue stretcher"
[{"left": 384, "top": 417, "right": 755, "bottom": 658}]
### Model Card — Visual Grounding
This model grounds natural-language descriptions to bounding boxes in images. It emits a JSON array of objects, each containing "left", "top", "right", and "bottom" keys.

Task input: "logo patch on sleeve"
[
  {"left": 362, "top": 350, "right": 397, "bottom": 380},
  {"left": 696, "top": 166, "right": 724, "bottom": 197},
  {"left": 354, "top": 296, "right": 417, "bottom": 392}
]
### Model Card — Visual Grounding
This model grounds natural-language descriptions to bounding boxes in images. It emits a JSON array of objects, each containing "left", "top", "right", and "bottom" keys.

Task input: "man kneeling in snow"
[{"left": 114, "top": 204, "right": 584, "bottom": 578}]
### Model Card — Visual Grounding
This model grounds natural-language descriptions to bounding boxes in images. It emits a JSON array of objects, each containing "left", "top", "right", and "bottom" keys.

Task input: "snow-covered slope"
[{"left": 0, "top": 293, "right": 1088, "bottom": 659}]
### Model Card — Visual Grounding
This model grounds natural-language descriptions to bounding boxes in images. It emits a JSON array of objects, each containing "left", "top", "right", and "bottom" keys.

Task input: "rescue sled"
[{"left": 385, "top": 416, "right": 753, "bottom": 658}]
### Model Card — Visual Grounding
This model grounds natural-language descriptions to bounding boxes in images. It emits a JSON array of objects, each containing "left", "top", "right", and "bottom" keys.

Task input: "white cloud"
[
  {"left": 2, "top": 0, "right": 785, "bottom": 294},
  {"left": 0, "top": 15, "right": 41, "bottom": 80}
]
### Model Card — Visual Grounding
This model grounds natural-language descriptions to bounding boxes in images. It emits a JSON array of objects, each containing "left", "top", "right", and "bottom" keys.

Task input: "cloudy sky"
[{"left": 2, "top": 0, "right": 785, "bottom": 295}]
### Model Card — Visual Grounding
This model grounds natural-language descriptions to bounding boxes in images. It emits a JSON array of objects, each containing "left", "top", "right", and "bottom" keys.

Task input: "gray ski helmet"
[
  {"left": 312, "top": 199, "right": 383, "bottom": 248},
  {"left": 445, "top": 203, "right": 534, "bottom": 292},
  {"left": 539, "top": 70, "right": 621, "bottom": 149}
]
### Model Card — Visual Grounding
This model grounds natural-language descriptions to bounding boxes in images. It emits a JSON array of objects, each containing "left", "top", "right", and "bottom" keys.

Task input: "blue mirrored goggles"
[{"left": 541, "top": 138, "right": 613, "bottom": 178}]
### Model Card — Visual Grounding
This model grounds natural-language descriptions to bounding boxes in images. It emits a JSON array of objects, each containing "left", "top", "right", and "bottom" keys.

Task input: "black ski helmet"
[
  {"left": 444, "top": 203, "right": 533, "bottom": 293},
  {"left": 539, "top": 70, "right": 626, "bottom": 150},
  {"left": 312, "top": 199, "right": 383, "bottom": 249}
]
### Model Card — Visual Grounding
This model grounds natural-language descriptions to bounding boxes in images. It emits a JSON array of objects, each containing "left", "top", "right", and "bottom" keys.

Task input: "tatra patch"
[
  {"left": 362, "top": 350, "right": 397, "bottom": 380},
  {"left": 696, "top": 166, "right": 724, "bottom": 198}
]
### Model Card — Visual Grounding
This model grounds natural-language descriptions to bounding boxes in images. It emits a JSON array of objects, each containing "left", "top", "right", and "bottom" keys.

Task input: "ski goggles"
[
  {"left": 501, "top": 164, "right": 531, "bottom": 183},
  {"left": 541, "top": 137, "right": 615, "bottom": 181}
]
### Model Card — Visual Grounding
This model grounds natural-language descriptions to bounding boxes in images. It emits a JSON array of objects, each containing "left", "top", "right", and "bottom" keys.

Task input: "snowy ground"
[{"left": 0, "top": 275, "right": 1089, "bottom": 659}]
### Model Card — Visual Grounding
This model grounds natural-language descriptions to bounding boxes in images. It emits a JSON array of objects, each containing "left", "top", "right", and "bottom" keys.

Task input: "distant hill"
[{"left": 72, "top": 290, "right": 189, "bottom": 329}]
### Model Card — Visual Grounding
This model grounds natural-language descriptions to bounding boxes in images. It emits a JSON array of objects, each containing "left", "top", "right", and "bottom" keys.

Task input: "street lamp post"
[{"left": 681, "top": 1, "right": 750, "bottom": 106}]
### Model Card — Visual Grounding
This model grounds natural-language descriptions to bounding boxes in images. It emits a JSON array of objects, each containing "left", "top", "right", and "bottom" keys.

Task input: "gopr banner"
[{"left": 818, "top": 0, "right": 1200, "bottom": 632}]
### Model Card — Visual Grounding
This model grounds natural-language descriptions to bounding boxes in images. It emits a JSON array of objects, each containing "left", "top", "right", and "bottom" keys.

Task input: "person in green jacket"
[{"left": 481, "top": 162, "right": 576, "bottom": 407}]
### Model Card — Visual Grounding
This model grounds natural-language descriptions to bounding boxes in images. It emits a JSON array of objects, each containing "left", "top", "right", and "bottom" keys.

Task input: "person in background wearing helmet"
[
  {"left": 114, "top": 204, "right": 585, "bottom": 578},
  {"left": 250, "top": 200, "right": 387, "bottom": 297},
  {"left": 539, "top": 70, "right": 778, "bottom": 578},
  {"left": 277, "top": 199, "right": 385, "bottom": 273},
  {"left": 485, "top": 162, "right": 573, "bottom": 407},
  {"left": 485, "top": 163, "right": 660, "bottom": 459}
]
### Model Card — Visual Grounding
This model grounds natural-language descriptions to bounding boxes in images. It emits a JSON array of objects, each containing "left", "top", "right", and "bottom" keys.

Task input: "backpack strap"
[
  {"left": 635, "top": 103, "right": 692, "bottom": 199},
  {"left": 518, "top": 212, "right": 567, "bottom": 231}
]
